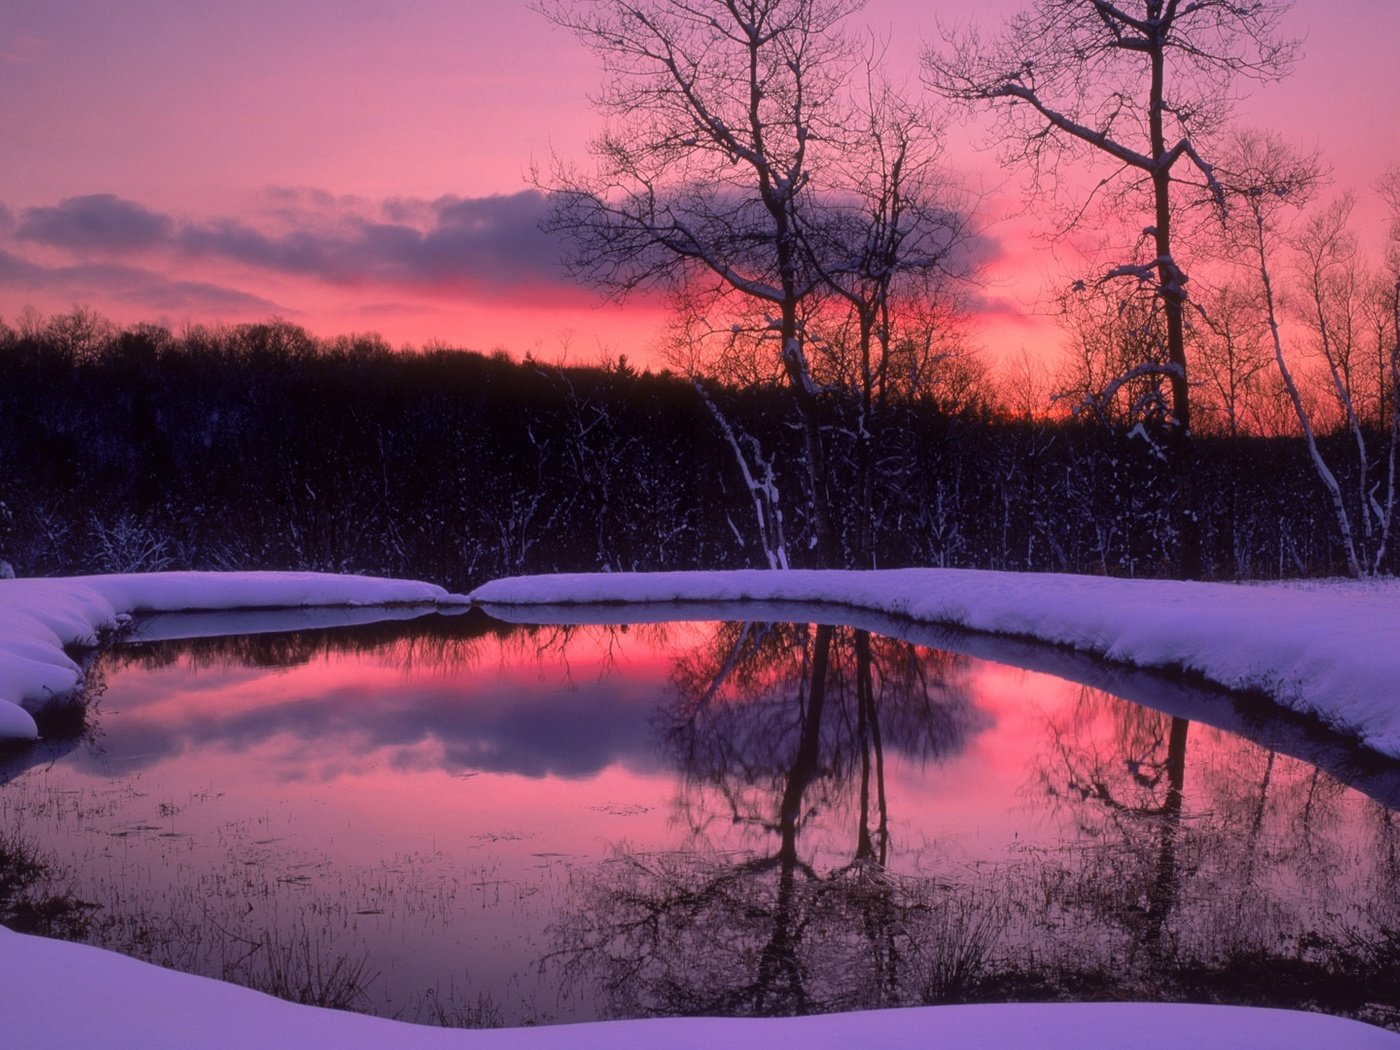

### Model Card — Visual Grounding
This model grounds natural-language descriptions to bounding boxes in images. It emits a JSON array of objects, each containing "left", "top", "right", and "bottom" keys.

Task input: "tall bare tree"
[
  {"left": 538, "top": 0, "right": 866, "bottom": 565},
  {"left": 925, "top": 0, "right": 1298, "bottom": 579},
  {"left": 801, "top": 50, "right": 977, "bottom": 565},
  {"left": 1215, "top": 131, "right": 1367, "bottom": 575},
  {"left": 1291, "top": 195, "right": 1400, "bottom": 571}
]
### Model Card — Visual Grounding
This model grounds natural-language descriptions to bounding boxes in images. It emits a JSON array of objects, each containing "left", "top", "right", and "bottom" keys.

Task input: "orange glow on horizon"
[{"left": 1, "top": 0, "right": 1394, "bottom": 377}]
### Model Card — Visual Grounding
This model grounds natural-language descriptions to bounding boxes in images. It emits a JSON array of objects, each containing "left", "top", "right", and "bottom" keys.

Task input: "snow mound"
[
  {"left": 471, "top": 569, "right": 1400, "bottom": 759},
  {"left": 3, "top": 568, "right": 1399, "bottom": 1047},
  {"left": 1, "top": 925, "right": 1396, "bottom": 1050},
  {"left": 0, "top": 572, "right": 461, "bottom": 739}
]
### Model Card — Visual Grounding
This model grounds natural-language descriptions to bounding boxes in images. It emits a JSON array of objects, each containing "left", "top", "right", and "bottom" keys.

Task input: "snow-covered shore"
[
  {"left": 472, "top": 569, "right": 1400, "bottom": 760},
  {"left": 7, "top": 566, "right": 1400, "bottom": 758},
  {"left": 0, "top": 571, "right": 461, "bottom": 740},
  {"left": 3, "top": 568, "right": 1400, "bottom": 1047},
  {"left": 2, "top": 925, "right": 1396, "bottom": 1049}
]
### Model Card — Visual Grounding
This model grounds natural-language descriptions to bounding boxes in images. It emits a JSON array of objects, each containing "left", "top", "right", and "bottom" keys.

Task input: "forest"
[
  {"left": 3, "top": 2, "right": 1398, "bottom": 590},
  {"left": 0, "top": 307, "right": 1388, "bottom": 591}
]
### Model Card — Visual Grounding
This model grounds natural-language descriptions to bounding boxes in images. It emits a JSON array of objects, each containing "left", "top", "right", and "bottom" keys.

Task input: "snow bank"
[
  {"left": 3, "top": 568, "right": 1400, "bottom": 1047},
  {"left": 471, "top": 569, "right": 1400, "bottom": 760},
  {"left": 1, "top": 926, "right": 1395, "bottom": 1050},
  {"left": 0, "top": 572, "right": 461, "bottom": 740}
]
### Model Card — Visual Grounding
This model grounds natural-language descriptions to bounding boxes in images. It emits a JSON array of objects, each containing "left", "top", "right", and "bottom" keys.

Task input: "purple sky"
[{"left": 2, "top": 0, "right": 1396, "bottom": 367}]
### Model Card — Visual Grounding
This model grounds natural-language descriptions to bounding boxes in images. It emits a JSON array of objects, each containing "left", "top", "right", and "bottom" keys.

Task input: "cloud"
[
  {"left": 417, "top": 192, "right": 567, "bottom": 286},
  {"left": 113, "top": 272, "right": 284, "bottom": 314},
  {"left": 4, "top": 188, "right": 1012, "bottom": 320},
  {"left": 11, "top": 189, "right": 578, "bottom": 300},
  {"left": 962, "top": 288, "right": 1046, "bottom": 326},
  {"left": 17, "top": 194, "right": 175, "bottom": 251},
  {"left": 177, "top": 219, "right": 336, "bottom": 276},
  {"left": 0, "top": 247, "right": 42, "bottom": 282},
  {"left": 0, "top": 248, "right": 281, "bottom": 315},
  {"left": 175, "top": 190, "right": 571, "bottom": 295}
]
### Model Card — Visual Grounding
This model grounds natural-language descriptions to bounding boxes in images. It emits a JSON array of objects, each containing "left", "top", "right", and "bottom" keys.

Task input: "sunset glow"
[
  {"left": 3, "top": 0, "right": 1395, "bottom": 370},
  {"left": 12, "top": 610, "right": 1393, "bottom": 1028}
]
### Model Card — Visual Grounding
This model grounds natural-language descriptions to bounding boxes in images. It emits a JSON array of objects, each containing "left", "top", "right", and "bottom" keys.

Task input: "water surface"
[{"left": 2, "top": 609, "right": 1397, "bottom": 1030}]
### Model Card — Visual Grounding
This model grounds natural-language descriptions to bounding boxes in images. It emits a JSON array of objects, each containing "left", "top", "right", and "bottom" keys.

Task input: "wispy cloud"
[
  {"left": 0, "top": 33, "right": 46, "bottom": 65},
  {"left": 0, "top": 247, "right": 282, "bottom": 314}
]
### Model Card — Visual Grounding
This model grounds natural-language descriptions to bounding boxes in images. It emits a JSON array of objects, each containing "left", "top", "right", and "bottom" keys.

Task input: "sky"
[{"left": 2, "top": 0, "right": 1397, "bottom": 370}]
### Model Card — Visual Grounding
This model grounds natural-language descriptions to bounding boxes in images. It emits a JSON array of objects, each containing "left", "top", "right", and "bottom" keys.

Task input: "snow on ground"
[
  {"left": 12, "top": 568, "right": 1398, "bottom": 759},
  {"left": 3, "top": 567, "right": 1400, "bottom": 1047},
  {"left": 0, "top": 571, "right": 460, "bottom": 741},
  {"left": 472, "top": 568, "right": 1400, "bottom": 760},
  {"left": 2, "top": 925, "right": 1396, "bottom": 1050}
]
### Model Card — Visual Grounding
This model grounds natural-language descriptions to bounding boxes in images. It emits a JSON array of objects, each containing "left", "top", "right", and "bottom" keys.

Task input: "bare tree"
[
  {"left": 1216, "top": 131, "right": 1367, "bottom": 575},
  {"left": 1382, "top": 164, "right": 1400, "bottom": 510},
  {"left": 538, "top": 0, "right": 868, "bottom": 564},
  {"left": 925, "top": 0, "right": 1298, "bottom": 579},
  {"left": 1053, "top": 281, "right": 1173, "bottom": 432},
  {"left": 799, "top": 48, "right": 979, "bottom": 565},
  {"left": 1191, "top": 282, "right": 1274, "bottom": 440},
  {"left": 1291, "top": 195, "right": 1400, "bottom": 571}
]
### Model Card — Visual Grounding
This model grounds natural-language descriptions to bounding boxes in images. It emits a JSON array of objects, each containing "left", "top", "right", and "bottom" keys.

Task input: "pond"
[{"left": 2, "top": 606, "right": 1398, "bottom": 1031}]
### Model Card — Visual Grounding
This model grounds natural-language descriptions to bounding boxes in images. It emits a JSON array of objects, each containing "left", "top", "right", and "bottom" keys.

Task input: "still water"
[{"left": 2, "top": 608, "right": 1398, "bottom": 1029}]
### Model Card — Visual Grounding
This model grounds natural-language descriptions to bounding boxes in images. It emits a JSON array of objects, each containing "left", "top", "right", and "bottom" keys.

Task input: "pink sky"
[{"left": 2, "top": 0, "right": 1396, "bottom": 370}]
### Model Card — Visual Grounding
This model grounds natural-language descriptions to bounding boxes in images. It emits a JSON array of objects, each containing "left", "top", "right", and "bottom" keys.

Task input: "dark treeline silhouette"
[{"left": 0, "top": 312, "right": 1370, "bottom": 588}]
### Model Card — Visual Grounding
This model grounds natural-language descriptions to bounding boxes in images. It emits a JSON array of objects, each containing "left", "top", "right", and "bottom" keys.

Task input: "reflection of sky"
[
  {"left": 7, "top": 621, "right": 1397, "bottom": 1024},
  {"left": 72, "top": 623, "right": 1039, "bottom": 874},
  {"left": 87, "top": 629, "right": 692, "bottom": 782}
]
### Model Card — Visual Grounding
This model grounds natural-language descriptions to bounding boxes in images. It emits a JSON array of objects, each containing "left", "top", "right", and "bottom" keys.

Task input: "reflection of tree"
[
  {"left": 1031, "top": 684, "right": 1400, "bottom": 1023},
  {"left": 1036, "top": 689, "right": 1190, "bottom": 952},
  {"left": 666, "top": 623, "right": 975, "bottom": 863},
  {"left": 554, "top": 622, "right": 987, "bottom": 1017},
  {"left": 38, "top": 613, "right": 1400, "bottom": 1028},
  {"left": 0, "top": 828, "right": 95, "bottom": 939},
  {"left": 107, "top": 609, "right": 514, "bottom": 675}
]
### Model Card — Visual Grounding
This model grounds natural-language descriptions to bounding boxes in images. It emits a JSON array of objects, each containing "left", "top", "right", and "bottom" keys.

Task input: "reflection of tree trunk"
[
  {"left": 755, "top": 854, "right": 808, "bottom": 1014},
  {"left": 777, "top": 625, "right": 831, "bottom": 865},
  {"left": 872, "top": 686, "right": 889, "bottom": 868},
  {"left": 854, "top": 630, "right": 889, "bottom": 866},
  {"left": 757, "top": 624, "right": 832, "bottom": 1013},
  {"left": 1243, "top": 749, "right": 1276, "bottom": 884},
  {"left": 856, "top": 630, "right": 874, "bottom": 862},
  {"left": 1301, "top": 767, "right": 1322, "bottom": 854},
  {"left": 846, "top": 630, "right": 898, "bottom": 1002},
  {"left": 1145, "top": 716, "right": 1189, "bottom": 952},
  {"left": 1378, "top": 805, "right": 1399, "bottom": 891}
]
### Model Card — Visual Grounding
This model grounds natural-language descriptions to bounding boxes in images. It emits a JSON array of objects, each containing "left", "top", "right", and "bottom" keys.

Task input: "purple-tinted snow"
[
  {"left": 0, "top": 572, "right": 459, "bottom": 739},
  {"left": 2, "top": 569, "right": 1399, "bottom": 1048},
  {"left": 471, "top": 569, "right": 1400, "bottom": 759}
]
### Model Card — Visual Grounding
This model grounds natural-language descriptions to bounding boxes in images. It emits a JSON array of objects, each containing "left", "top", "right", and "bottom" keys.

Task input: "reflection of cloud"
[{"left": 73, "top": 671, "right": 665, "bottom": 782}]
